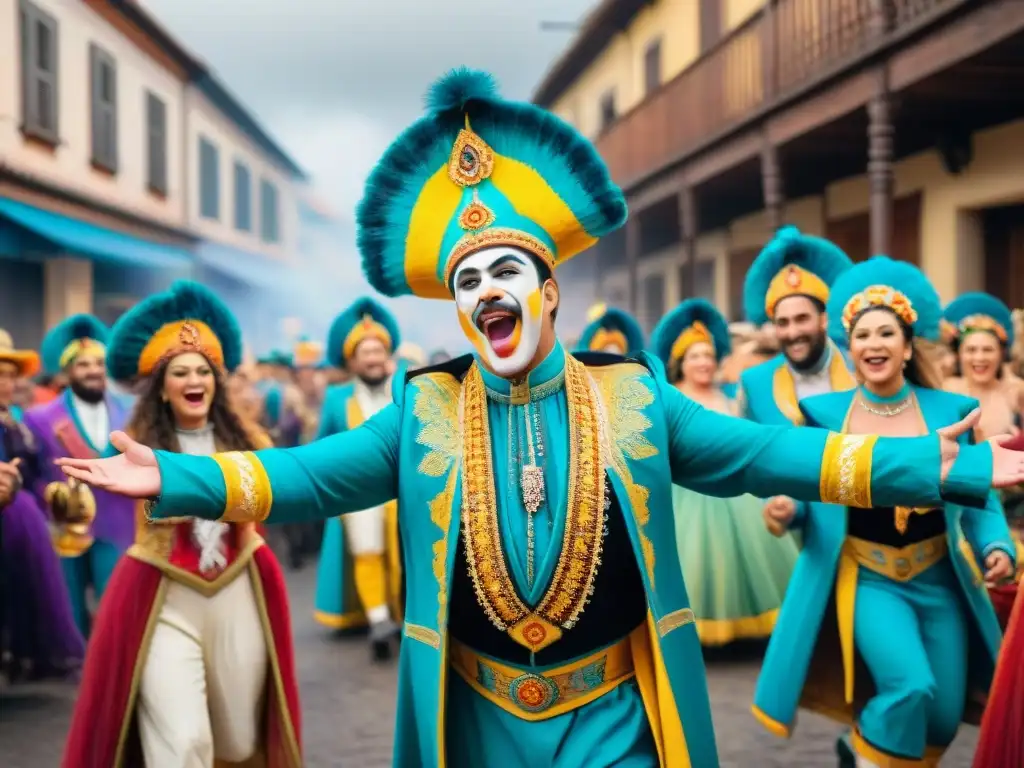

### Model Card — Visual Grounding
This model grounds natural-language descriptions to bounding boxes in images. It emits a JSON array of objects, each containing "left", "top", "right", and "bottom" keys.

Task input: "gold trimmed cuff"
[
  {"left": 212, "top": 451, "right": 273, "bottom": 523},
  {"left": 820, "top": 433, "right": 877, "bottom": 508},
  {"left": 751, "top": 704, "right": 792, "bottom": 739}
]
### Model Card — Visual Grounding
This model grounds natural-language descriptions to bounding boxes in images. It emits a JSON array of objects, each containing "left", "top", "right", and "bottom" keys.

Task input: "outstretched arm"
[
  {"left": 150, "top": 404, "right": 401, "bottom": 524},
  {"left": 661, "top": 380, "right": 993, "bottom": 509}
]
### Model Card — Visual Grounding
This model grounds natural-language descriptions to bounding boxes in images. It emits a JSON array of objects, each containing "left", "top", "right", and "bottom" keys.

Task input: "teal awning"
[{"left": 0, "top": 197, "right": 194, "bottom": 268}]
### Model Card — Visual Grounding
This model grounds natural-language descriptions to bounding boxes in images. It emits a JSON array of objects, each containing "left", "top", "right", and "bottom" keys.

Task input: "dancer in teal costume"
[
  {"left": 56, "top": 70, "right": 1024, "bottom": 768},
  {"left": 737, "top": 226, "right": 855, "bottom": 426},
  {"left": 653, "top": 298, "right": 798, "bottom": 645},
  {"left": 753, "top": 256, "right": 1017, "bottom": 767},
  {"left": 314, "top": 296, "right": 404, "bottom": 656},
  {"left": 575, "top": 306, "right": 646, "bottom": 356}
]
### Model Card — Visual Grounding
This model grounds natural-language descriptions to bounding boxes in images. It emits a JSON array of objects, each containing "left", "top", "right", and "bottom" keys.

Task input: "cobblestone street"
[{"left": 0, "top": 561, "right": 978, "bottom": 767}]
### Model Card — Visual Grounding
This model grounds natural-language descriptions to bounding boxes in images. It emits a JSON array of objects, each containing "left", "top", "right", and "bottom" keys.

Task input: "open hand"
[
  {"left": 983, "top": 549, "right": 1014, "bottom": 585},
  {"left": 938, "top": 409, "right": 1024, "bottom": 488},
  {"left": 763, "top": 496, "right": 796, "bottom": 536},
  {"left": 55, "top": 431, "right": 161, "bottom": 499}
]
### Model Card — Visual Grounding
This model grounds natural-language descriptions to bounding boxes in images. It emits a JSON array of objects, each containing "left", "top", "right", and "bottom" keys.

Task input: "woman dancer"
[
  {"left": 652, "top": 298, "right": 798, "bottom": 645},
  {"left": 63, "top": 281, "right": 301, "bottom": 767},
  {"left": 752, "top": 256, "right": 1015, "bottom": 767}
]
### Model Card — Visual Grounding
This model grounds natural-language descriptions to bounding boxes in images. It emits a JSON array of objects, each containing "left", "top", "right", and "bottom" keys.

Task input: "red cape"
[
  {"left": 62, "top": 545, "right": 302, "bottom": 767},
  {"left": 974, "top": 584, "right": 1023, "bottom": 768}
]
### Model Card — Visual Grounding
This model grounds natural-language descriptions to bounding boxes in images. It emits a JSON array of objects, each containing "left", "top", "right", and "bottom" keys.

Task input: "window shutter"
[{"left": 90, "top": 44, "right": 102, "bottom": 163}]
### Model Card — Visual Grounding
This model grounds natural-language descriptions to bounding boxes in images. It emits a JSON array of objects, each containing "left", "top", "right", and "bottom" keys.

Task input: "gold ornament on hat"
[
  {"left": 448, "top": 123, "right": 495, "bottom": 187},
  {"left": 458, "top": 189, "right": 496, "bottom": 231}
]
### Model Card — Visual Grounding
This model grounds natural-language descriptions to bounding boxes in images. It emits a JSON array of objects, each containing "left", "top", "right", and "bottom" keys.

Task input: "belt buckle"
[
  {"left": 509, "top": 672, "right": 560, "bottom": 714},
  {"left": 894, "top": 557, "right": 912, "bottom": 579}
]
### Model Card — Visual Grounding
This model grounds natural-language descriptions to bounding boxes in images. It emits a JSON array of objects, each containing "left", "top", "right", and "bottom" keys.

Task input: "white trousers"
[
  {"left": 342, "top": 505, "right": 385, "bottom": 554},
  {"left": 137, "top": 573, "right": 268, "bottom": 767}
]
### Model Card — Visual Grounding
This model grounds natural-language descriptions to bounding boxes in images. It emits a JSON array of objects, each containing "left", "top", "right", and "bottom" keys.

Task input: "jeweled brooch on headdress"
[{"left": 842, "top": 285, "right": 918, "bottom": 331}]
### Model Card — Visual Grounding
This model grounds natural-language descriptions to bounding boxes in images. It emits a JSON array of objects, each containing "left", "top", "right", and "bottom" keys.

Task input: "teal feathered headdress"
[
  {"left": 326, "top": 296, "right": 401, "bottom": 368},
  {"left": 652, "top": 298, "right": 731, "bottom": 380},
  {"left": 743, "top": 226, "right": 853, "bottom": 325},
  {"left": 943, "top": 292, "right": 1014, "bottom": 350},
  {"left": 107, "top": 280, "right": 243, "bottom": 382},
  {"left": 356, "top": 68, "right": 627, "bottom": 300},
  {"left": 41, "top": 314, "right": 109, "bottom": 376},
  {"left": 827, "top": 256, "right": 942, "bottom": 342},
  {"left": 257, "top": 350, "right": 292, "bottom": 367},
  {"left": 575, "top": 307, "right": 645, "bottom": 355}
]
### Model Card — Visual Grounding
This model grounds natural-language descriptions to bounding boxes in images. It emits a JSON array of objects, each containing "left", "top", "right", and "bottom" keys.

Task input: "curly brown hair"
[{"left": 125, "top": 356, "right": 269, "bottom": 452}]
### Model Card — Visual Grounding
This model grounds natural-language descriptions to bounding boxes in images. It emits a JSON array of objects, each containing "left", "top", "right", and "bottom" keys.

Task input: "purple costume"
[
  {"left": 22, "top": 390, "right": 134, "bottom": 635},
  {"left": 0, "top": 408, "right": 85, "bottom": 679}
]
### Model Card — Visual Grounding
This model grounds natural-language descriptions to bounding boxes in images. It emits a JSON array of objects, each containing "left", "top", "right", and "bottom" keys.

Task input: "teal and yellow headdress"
[
  {"left": 257, "top": 350, "right": 293, "bottom": 368},
  {"left": 943, "top": 292, "right": 1014, "bottom": 351},
  {"left": 107, "top": 280, "right": 243, "bottom": 382},
  {"left": 652, "top": 298, "right": 731, "bottom": 380},
  {"left": 293, "top": 337, "right": 324, "bottom": 369},
  {"left": 743, "top": 226, "right": 854, "bottom": 325},
  {"left": 356, "top": 68, "right": 627, "bottom": 299},
  {"left": 326, "top": 297, "right": 401, "bottom": 368},
  {"left": 41, "top": 314, "right": 109, "bottom": 376},
  {"left": 576, "top": 307, "right": 645, "bottom": 355},
  {"left": 827, "top": 256, "right": 941, "bottom": 342}
]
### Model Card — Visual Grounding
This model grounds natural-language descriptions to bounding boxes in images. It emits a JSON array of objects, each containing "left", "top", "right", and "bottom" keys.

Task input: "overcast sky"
[{"left": 145, "top": 0, "right": 598, "bottom": 351}]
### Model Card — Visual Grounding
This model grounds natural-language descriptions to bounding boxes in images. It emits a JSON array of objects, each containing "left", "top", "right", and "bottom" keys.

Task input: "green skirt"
[{"left": 673, "top": 485, "right": 799, "bottom": 646}]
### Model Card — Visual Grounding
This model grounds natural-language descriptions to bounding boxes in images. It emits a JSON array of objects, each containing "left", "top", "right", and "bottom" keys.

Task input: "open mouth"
[
  {"left": 183, "top": 391, "right": 206, "bottom": 405},
  {"left": 863, "top": 356, "right": 889, "bottom": 372},
  {"left": 477, "top": 310, "right": 520, "bottom": 358},
  {"left": 970, "top": 364, "right": 991, "bottom": 375}
]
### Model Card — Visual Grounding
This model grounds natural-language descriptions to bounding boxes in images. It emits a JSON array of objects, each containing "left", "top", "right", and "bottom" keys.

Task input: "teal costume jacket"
[
  {"left": 752, "top": 386, "right": 1014, "bottom": 737},
  {"left": 148, "top": 350, "right": 995, "bottom": 768}
]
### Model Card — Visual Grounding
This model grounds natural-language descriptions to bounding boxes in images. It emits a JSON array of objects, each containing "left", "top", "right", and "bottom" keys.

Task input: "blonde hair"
[{"left": 909, "top": 338, "right": 946, "bottom": 391}]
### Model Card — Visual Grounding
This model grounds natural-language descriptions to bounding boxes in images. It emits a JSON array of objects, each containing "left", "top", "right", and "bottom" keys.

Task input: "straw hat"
[{"left": 0, "top": 329, "right": 40, "bottom": 377}]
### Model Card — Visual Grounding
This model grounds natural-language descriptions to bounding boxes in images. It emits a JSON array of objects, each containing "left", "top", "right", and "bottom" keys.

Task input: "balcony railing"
[{"left": 595, "top": 0, "right": 954, "bottom": 187}]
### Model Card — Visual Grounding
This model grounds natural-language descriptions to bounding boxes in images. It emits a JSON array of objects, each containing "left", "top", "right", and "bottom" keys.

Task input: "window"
[
  {"left": 90, "top": 44, "right": 118, "bottom": 172},
  {"left": 678, "top": 260, "right": 715, "bottom": 301},
  {"left": 18, "top": 0, "right": 59, "bottom": 142},
  {"left": 234, "top": 161, "right": 252, "bottom": 232},
  {"left": 260, "top": 179, "right": 279, "bottom": 243},
  {"left": 145, "top": 92, "right": 167, "bottom": 194},
  {"left": 644, "top": 39, "right": 662, "bottom": 95},
  {"left": 599, "top": 90, "right": 617, "bottom": 133},
  {"left": 199, "top": 136, "right": 219, "bottom": 220}
]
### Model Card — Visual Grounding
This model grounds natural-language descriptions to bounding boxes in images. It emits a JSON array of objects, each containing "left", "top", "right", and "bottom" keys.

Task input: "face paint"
[{"left": 453, "top": 246, "right": 544, "bottom": 378}]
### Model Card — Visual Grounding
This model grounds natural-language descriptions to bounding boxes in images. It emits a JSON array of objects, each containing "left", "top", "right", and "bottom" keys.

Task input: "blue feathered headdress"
[
  {"left": 41, "top": 314, "right": 109, "bottom": 376},
  {"left": 652, "top": 298, "right": 731, "bottom": 377},
  {"left": 106, "top": 280, "right": 243, "bottom": 382},
  {"left": 326, "top": 296, "right": 401, "bottom": 368},
  {"left": 743, "top": 226, "right": 853, "bottom": 325},
  {"left": 257, "top": 350, "right": 293, "bottom": 367},
  {"left": 827, "top": 256, "right": 942, "bottom": 342},
  {"left": 357, "top": 67, "right": 627, "bottom": 300},
  {"left": 943, "top": 292, "right": 1014, "bottom": 349},
  {"left": 575, "top": 307, "right": 645, "bottom": 355}
]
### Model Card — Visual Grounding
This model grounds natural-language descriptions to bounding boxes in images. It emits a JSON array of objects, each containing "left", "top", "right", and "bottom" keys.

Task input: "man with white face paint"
[{"left": 60, "top": 70, "right": 1024, "bottom": 768}]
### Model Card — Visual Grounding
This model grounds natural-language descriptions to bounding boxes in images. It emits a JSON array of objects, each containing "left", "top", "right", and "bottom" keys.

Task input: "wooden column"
[
  {"left": 760, "top": 135, "right": 785, "bottom": 232},
  {"left": 679, "top": 186, "right": 698, "bottom": 299},
  {"left": 867, "top": 70, "right": 894, "bottom": 258},
  {"left": 625, "top": 210, "right": 640, "bottom": 313}
]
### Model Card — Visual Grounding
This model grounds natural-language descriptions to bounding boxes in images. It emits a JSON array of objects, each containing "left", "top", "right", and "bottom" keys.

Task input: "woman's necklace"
[{"left": 858, "top": 381, "right": 912, "bottom": 417}]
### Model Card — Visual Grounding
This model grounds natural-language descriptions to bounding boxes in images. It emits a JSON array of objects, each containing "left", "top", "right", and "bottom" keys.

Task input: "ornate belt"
[
  {"left": 844, "top": 534, "right": 948, "bottom": 582},
  {"left": 449, "top": 637, "right": 635, "bottom": 721}
]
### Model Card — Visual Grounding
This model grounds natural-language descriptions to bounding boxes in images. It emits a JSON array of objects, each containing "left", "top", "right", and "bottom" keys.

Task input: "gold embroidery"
[
  {"left": 444, "top": 228, "right": 555, "bottom": 286},
  {"left": 447, "top": 127, "right": 495, "bottom": 187},
  {"left": 461, "top": 356, "right": 605, "bottom": 653},
  {"left": 404, "top": 622, "right": 442, "bottom": 649},
  {"left": 458, "top": 190, "right": 495, "bottom": 231},
  {"left": 412, "top": 373, "right": 463, "bottom": 628},
  {"left": 589, "top": 363, "right": 659, "bottom": 585},
  {"left": 819, "top": 433, "right": 877, "bottom": 508},
  {"left": 213, "top": 451, "right": 273, "bottom": 522},
  {"left": 656, "top": 607, "right": 696, "bottom": 637},
  {"left": 772, "top": 365, "right": 803, "bottom": 425}
]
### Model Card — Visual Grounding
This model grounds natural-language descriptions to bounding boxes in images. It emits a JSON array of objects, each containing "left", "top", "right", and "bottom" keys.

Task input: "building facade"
[
  {"left": 537, "top": 0, "right": 1024, "bottom": 330},
  {"left": 0, "top": 0, "right": 306, "bottom": 350}
]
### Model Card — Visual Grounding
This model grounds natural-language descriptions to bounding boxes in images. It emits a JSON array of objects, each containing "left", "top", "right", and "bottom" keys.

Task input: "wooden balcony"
[{"left": 595, "top": 0, "right": 962, "bottom": 189}]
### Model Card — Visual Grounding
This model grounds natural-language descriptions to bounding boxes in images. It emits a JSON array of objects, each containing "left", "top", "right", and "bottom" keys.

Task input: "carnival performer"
[
  {"left": 256, "top": 349, "right": 292, "bottom": 434},
  {"left": 22, "top": 314, "right": 133, "bottom": 636},
  {"left": 61, "top": 280, "right": 301, "bottom": 768},
  {"left": 56, "top": 69, "right": 1024, "bottom": 768},
  {"left": 575, "top": 304, "right": 646, "bottom": 355},
  {"left": 0, "top": 331, "right": 84, "bottom": 680},
  {"left": 314, "top": 296, "right": 402, "bottom": 658},
  {"left": 753, "top": 256, "right": 1016, "bottom": 768},
  {"left": 737, "top": 226, "right": 855, "bottom": 425},
  {"left": 652, "top": 299, "right": 798, "bottom": 645}
]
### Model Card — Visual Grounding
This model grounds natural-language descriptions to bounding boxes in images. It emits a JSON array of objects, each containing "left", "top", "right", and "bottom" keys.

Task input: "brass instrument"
[{"left": 45, "top": 478, "right": 97, "bottom": 557}]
